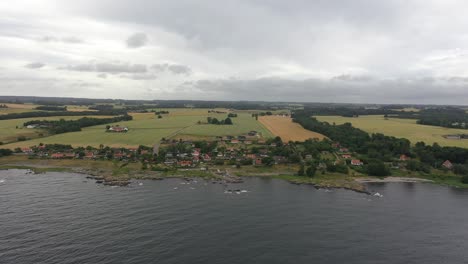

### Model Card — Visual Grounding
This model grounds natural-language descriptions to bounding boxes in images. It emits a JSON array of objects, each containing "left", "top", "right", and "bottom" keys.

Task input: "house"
[
  {"left": 84, "top": 152, "right": 95, "bottom": 159},
  {"left": 244, "top": 140, "right": 252, "bottom": 145},
  {"left": 64, "top": 153, "right": 76, "bottom": 159},
  {"left": 339, "top": 148, "right": 349, "bottom": 153},
  {"left": 273, "top": 156, "right": 287, "bottom": 164},
  {"left": 399, "top": 154, "right": 410, "bottom": 161},
  {"left": 351, "top": 159, "right": 363, "bottom": 166},
  {"left": 114, "top": 152, "right": 125, "bottom": 159},
  {"left": 270, "top": 143, "right": 277, "bottom": 147},
  {"left": 192, "top": 156, "right": 200, "bottom": 163},
  {"left": 305, "top": 154, "right": 313, "bottom": 160},
  {"left": 164, "top": 159, "right": 177, "bottom": 166},
  {"left": 26, "top": 124, "right": 37, "bottom": 129},
  {"left": 231, "top": 139, "right": 240, "bottom": 144},
  {"left": 342, "top": 154, "right": 352, "bottom": 159},
  {"left": 248, "top": 131, "right": 258, "bottom": 136},
  {"left": 177, "top": 160, "right": 193, "bottom": 167},
  {"left": 442, "top": 160, "right": 453, "bottom": 170},
  {"left": 51, "top": 153, "right": 65, "bottom": 159},
  {"left": 192, "top": 148, "right": 201, "bottom": 157},
  {"left": 246, "top": 154, "right": 257, "bottom": 159},
  {"left": 332, "top": 143, "right": 340, "bottom": 148},
  {"left": 203, "top": 154, "right": 212, "bottom": 162},
  {"left": 254, "top": 158, "right": 263, "bottom": 166},
  {"left": 21, "top": 147, "right": 33, "bottom": 154},
  {"left": 108, "top": 126, "right": 128, "bottom": 133},
  {"left": 140, "top": 150, "right": 149, "bottom": 155}
]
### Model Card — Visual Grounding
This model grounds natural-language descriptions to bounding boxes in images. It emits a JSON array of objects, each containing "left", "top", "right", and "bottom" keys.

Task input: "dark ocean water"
[{"left": 1, "top": 169, "right": 468, "bottom": 264}]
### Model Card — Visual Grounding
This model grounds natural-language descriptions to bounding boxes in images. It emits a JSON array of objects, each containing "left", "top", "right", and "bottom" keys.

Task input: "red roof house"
[
  {"left": 442, "top": 160, "right": 453, "bottom": 169},
  {"left": 351, "top": 159, "right": 363, "bottom": 166},
  {"left": 399, "top": 154, "right": 410, "bottom": 161}
]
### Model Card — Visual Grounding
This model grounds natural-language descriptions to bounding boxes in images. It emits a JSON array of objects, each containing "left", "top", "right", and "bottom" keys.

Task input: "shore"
[
  {"left": 1, "top": 155, "right": 466, "bottom": 193},
  {"left": 355, "top": 177, "right": 433, "bottom": 183}
]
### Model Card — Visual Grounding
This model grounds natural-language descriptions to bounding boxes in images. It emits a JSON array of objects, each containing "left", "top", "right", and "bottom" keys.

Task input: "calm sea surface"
[{"left": 1, "top": 169, "right": 468, "bottom": 264}]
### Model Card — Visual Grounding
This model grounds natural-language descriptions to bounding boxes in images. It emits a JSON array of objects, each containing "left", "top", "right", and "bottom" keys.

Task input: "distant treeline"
[
  {"left": 89, "top": 104, "right": 114, "bottom": 111},
  {"left": 293, "top": 110, "right": 468, "bottom": 176},
  {"left": 0, "top": 104, "right": 8, "bottom": 108},
  {"left": 36, "top": 105, "right": 67, "bottom": 111},
  {"left": 0, "top": 148, "right": 13, "bottom": 157},
  {"left": 23, "top": 115, "right": 133, "bottom": 134},
  {"left": 0, "top": 110, "right": 128, "bottom": 121},
  {"left": 304, "top": 106, "right": 468, "bottom": 129}
]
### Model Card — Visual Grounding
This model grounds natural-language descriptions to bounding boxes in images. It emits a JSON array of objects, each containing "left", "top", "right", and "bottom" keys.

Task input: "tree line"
[
  {"left": 0, "top": 109, "right": 129, "bottom": 121},
  {"left": 23, "top": 115, "right": 133, "bottom": 134},
  {"left": 35, "top": 105, "right": 68, "bottom": 111}
]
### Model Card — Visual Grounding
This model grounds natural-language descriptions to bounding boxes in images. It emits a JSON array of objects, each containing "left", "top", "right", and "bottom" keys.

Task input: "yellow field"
[
  {"left": 316, "top": 115, "right": 468, "bottom": 148},
  {"left": 259, "top": 115, "right": 326, "bottom": 142}
]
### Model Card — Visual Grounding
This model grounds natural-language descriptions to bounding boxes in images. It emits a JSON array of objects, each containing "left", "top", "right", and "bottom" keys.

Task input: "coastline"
[{"left": 1, "top": 155, "right": 466, "bottom": 193}]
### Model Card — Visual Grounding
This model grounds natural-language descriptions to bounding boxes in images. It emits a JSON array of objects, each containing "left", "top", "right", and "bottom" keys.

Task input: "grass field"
[
  {"left": 259, "top": 115, "right": 326, "bottom": 142},
  {"left": 316, "top": 115, "right": 468, "bottom": 147},
  {"left": 0, "top": 115, "right": 114, "bottom": 145},
  {"left": 3, "top": 110, "right": 273, "bottom": 148}
]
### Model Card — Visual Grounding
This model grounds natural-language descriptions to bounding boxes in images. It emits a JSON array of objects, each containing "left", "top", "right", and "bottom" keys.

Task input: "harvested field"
[{"left": 259, "top": 116, "right": 326, "bottom": 142}]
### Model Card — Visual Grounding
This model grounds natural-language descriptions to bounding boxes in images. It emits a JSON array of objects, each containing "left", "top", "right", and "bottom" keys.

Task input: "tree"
[
  {"left": 224, "top": 117, "right": 233, "bottom": 125},
  {"left": 306, "top": 166, "right": 316, "bottom": 177},
  {"left": 461, "top": 175, "right": 468, "bottom": 184},
  {"left": 367, "top": 160, "right": 391, "bottom": 176}
]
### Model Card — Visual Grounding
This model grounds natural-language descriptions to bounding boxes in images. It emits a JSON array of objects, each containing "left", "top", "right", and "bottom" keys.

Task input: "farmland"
[
  {"left": 259, "top": 115, "right": 326, "bottom": 142},
  {"left": 3, "top": 110, "right": 274, "bottom": 148},
  {"left": 316, "top": 115, "right": 468, "bottom": 148},
  {"left": 0, "top": 115, "right": 114, "bottom": 145}
]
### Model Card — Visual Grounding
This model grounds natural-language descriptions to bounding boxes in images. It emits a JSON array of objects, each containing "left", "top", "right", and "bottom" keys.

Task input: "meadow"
[
  {"left": 259, "top": 115, "right": 326, "bottom": 142},
  {"left": 3, "top": 110, "right": 274, "bottom": 148},
  {"left": 316, "top": 115, "right": 468, "bottom": 147},
  {"left": 0, "top": 115, "right": 114, "bottom": 145}
]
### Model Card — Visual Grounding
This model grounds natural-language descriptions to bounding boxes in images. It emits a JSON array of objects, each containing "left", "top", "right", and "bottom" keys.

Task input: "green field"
[
  {"left": 316, "top": 115, "right": 468, "bottom": 148},
  {"left": 0, "top": 115, "right": 114, "bottom": 145},
  {"left": 3, "top": 110, "right": 273, "bottom": 148}
]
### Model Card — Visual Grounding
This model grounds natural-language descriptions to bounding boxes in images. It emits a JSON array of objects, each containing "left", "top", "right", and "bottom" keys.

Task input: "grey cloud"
[
  {"left": 120, "top": 73, "right": 157, "bottom": 80},
  {"left": 126, "top": 32, "right": 148, "bottom": 48},
  {"left": 179, "top": 76, "right": 468, "bottom": 104},
  {"left": 61, "top": 62, "right": 147, "bottom": 74},
  {"left": 62, "top": 36, "right": 84, "bottom": 43},
  {"left": 40, "top": 35, "right": 84, "bottom": 44},
  {"left": 97, "top": 73, "right": 108, "bottom": 78},
  {"left": 25, "top": 62, "right": 45, "bottom": 69},
  {"left": 152, "top": 63, "right": 191, "bottom": 75}
]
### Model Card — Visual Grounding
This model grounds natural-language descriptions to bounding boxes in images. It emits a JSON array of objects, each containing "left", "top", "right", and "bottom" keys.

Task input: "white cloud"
[{"left": 0, "top": 0, "right": 468, "bottom": 104}]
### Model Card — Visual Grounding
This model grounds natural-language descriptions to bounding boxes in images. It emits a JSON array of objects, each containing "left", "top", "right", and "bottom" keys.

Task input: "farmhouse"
[
  {"left": 108, "top": 126, "right": 128, "bottom": 133},
  {"left": 342, "top": 154, "right": 352, "bottom": 159},
  {"left": 351, "top": 159, "right": 363, "bottom": 166}
]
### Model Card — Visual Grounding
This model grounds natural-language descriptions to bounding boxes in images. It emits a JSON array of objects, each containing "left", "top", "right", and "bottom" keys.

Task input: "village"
[{"left": 12, "top": 129, "right": 456, "bottom": 176}]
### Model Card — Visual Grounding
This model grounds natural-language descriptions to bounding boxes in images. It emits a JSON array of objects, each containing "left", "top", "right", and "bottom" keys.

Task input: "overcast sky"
[{"left": 1, "top": 0, "right": 468, "bottom": 104}]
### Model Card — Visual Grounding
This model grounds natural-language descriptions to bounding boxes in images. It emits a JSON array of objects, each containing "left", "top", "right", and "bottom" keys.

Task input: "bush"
[
  {"left": 461, "top": 175, "right": 468, "bottom": 184},
  {"left": 306, "top": 166, "right": 316, "bottom": 177},
  {"left": 17, "top": 136, "right": 26, "bottom": 141}
]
